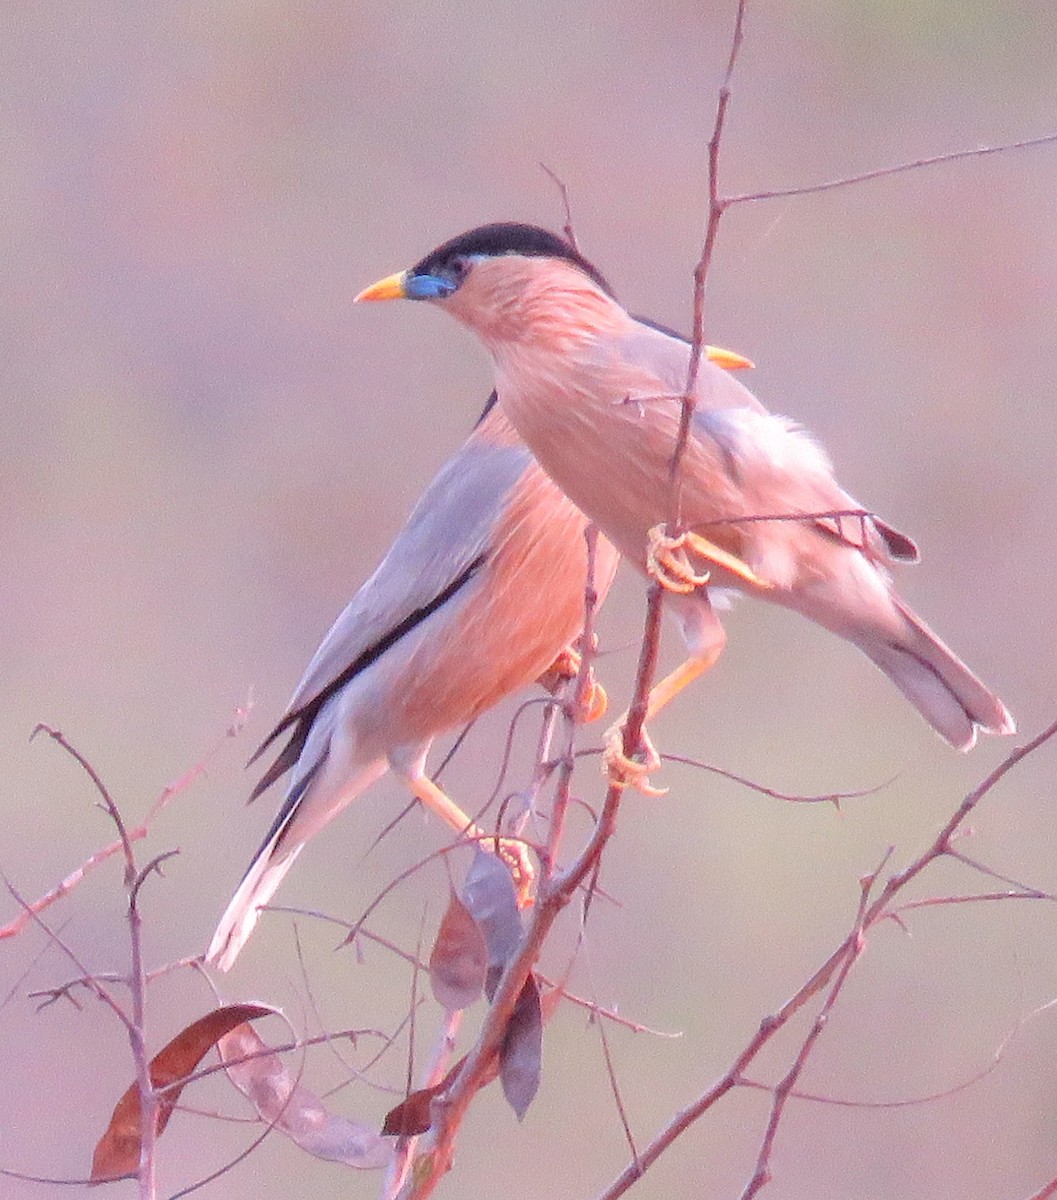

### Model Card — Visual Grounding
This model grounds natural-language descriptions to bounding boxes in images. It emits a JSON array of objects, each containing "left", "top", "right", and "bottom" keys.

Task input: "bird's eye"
[{"left": 448, "top": 255, "right": 470, "bottom": 282}]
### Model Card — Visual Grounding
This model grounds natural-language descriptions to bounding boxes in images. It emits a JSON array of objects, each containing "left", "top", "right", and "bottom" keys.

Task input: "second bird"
[{"left": 208, "top": 330, "right": 751, "bottom": 969}]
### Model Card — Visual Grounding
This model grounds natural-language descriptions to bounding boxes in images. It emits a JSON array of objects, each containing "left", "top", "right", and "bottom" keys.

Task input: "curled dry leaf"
[
  {"left": 461, "top": 847, "right": 523, "bottom": 1000},
  {"left": 429, "top": 888, "right": 489, "bottom": 1011},
  {"left": 91, "top": 1002, "right": 276, "bottom": 1183},
  {"left": 500, "top": 976, "right": 543, "bottom": 1120},
  {"left": 219, "top": 1023, "right": 392, "bottom": 1169}
]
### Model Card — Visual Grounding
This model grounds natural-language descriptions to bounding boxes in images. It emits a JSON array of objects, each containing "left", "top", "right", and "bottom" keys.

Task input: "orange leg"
[
  {"left": 405, "top": 769, "right": 535, "bottom": 907},
  {"left": 602, "top": 646, "right": 726, "bottom": 795},
  {"left": 603, "top": 589, "right": 730, "bottom": 795}
]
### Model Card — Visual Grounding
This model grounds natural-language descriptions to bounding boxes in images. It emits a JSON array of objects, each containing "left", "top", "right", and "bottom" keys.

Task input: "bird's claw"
[
  {"left": 646, "top": 526, "right": 711, "bottom": 595},
  {"left": 646, "top": 524, "right": 771, "bottom": 594},
  {"left": 577, "top": 677, "right": 609, "bottom": 723},
  {"left": 602, "top": 721, "right": 668, "bottom": 797},
  {"left": 485, "top": 836, "right": 536, "bottom": 908},
  {"left": 537, "top": 646, "right": 608, "bottom": 722}
]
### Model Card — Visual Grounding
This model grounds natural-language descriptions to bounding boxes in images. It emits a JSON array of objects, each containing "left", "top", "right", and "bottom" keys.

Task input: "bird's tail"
[
  {"left": 788, "top": 551, "right": 1014, "bottom": 751},
  {"left": 855, "top": 596, "right": 1014, "bottom": 751},
  {"left": 206, "top": 830, "right": 305, "bottom": 972},
  {"left": 206, "top": 757, "right": 388, "bottom": 971}
]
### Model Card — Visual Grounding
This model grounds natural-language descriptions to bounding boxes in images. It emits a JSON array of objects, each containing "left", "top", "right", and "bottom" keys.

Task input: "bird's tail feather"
[
  {"left": 206, "top": 832, "right": 305, "bottom": 971},
  {"left": 206, "top": 756, "right": 389, "bottom": 971},
  {"left": 859, "top": 597, "right": 1014, "bottom": 751}
]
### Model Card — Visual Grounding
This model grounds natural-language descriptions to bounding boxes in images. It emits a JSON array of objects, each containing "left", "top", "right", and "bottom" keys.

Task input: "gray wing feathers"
[{"left": 285, "top": 440, "right": 531, "bottom": 715}]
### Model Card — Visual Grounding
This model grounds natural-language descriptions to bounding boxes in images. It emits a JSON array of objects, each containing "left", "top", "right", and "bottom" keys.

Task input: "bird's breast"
[{"left": 494, "top": 348, "right": 745, "bottom": 570}]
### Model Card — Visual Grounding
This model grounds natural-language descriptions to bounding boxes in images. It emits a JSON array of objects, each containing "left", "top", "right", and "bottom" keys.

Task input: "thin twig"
[
  {"left": 669, "top": 0, "right": 747, "bottom": 501},
  {"left": 4, "top": 879, "right": 135, "bottom": 1035},
  {"left": 539, "top": 162, "right": 581, "bottom": 252},
  {"left": 739, "top": 849, "right": 883, "bottom": 1198},
  {"left": 739, "top": 995, "right": 1057, "bottom": 1111},
  {"left": 544, "top": 524, "right": 602, "bottom": 882},
  {"left": 2, "top": 702, "right": 249, "bottom": 939},
  {"left": 724, "top": 132, "right": 1057, "bottom": 208},
  {"left": 29, "top": 955, "right": 202, "bottom": 1012},
  {"left": 582, "top": 934, "right": 639, "bottom": 1172},
  {"left": 29, "top": 724, "right": 135, "bottom": 881},
  {"left": 661, "top": 752, "right": 891, "bottom": 806}
]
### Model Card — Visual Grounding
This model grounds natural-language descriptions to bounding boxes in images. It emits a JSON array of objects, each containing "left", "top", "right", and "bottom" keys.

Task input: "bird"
[
  {"left": 355, "top": 221, "right": 1014, "bottom": 779},
  {"left": 207, "top": 335, "right": 753, "bottom": 970}
]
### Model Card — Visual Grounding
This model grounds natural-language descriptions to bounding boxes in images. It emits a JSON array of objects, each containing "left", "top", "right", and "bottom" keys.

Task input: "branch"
[
  {"left": 724, "top": 132, "right": 1057, "bottom": 207},
  {"left": 739, "top": 850, "right": 880, "bottom": 1198},
  {"left": 596, "top": 719, "right": 1057, "bottom": 1198},
  {"left": 2, "top": 701, "right": 249, "bottom": 939},
  {"left": 668, "top": 0, "right": 747, "bottom": 503}
]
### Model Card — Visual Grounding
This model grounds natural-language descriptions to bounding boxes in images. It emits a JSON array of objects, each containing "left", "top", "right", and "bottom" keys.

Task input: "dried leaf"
[
  {"left": 461, "top": 848, "right": 522, "bottom": 1000},
  {"left": 429, "top": 889, "right": 488, "bottom": 1011},
  {"left": 381, "top": 1053, "right": 467, "bottom": 1137},
  {"left": 539, "top": 980, "right": 564, "bottom": 1025},
  {"left": 381, "top": 1076, "right": 449, "bottom": 1138},
  {"left": 500, "top": 976, "right": 542, "bottom": 1120},
  {"left": 220, "top": 1023, "right": 392, "bottom": 1169},
  {"left": 91, "top": 1002, "right": 276, "bottom": 1182},
  {"left": 381, "top": 1050, "right": 502, "bottom": 1138}
]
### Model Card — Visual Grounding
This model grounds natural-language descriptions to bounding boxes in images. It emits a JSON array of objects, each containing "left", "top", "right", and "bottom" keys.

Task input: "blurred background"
[{"left": 2, "top": 2, "right": 1056, "bottom": 1197}]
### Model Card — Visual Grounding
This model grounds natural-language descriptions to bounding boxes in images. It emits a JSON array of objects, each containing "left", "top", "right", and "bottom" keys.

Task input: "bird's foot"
[
  {"left": 537, "top": 645, "right": 608, "bottom": 723},
  {"left": 602, "top": 720, "right": 668, "bottom": 797},
  {"left": 646, "top": 526, "right": 711, "bottom": 595},
  {"left": 646, "top": 524, "right": 771, "bottom": 593},
  {"left": 483, "top": 836, "right": 536, "bottom": 908}
]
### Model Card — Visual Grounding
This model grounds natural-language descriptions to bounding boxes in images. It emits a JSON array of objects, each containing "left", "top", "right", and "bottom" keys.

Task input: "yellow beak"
[{"left": 354, "top": 271, "right": 409, "bottom": 303}]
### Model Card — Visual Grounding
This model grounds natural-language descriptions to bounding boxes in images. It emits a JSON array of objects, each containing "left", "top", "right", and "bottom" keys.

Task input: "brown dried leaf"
[
  {"left": 382, "top": 1053, "right": 467, "bottom": 1137},
  {"left": 381, "top": 1051, "right": 502, "bottom": 1138},
  {"left": 219, "top": 1023, "right": 392, "bottom": 1169},
  {"left": 381, "top": 1077, "right": 448, "bottom": 1138},
  {"left": 91, "top": 1002, "right": 276, "bottom": 1182},
  {"left": 429, "top": 889, "right": 488, "bottom": 1011},
  {"left": 500, "top": 975, "right": 542, "bottom": 1120}
]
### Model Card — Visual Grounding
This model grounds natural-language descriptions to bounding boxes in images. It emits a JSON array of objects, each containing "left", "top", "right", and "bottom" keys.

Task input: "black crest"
[{"left": 411, "top": 223, "right": 613, "bottom": 296}]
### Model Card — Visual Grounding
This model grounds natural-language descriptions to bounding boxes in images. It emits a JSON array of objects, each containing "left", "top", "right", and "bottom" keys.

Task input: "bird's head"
[
  {"left": 355, "top": 223, "right": 619, "bottom": 345},
  {"left": 356, "top": 222, "right": 755, "bottom": 370}
]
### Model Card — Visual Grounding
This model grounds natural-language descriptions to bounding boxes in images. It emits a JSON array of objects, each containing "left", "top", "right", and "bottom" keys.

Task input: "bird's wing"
[
  {"left": 612, "top": 315, "right": 919, "bottom": 565},
  {"left": 249, "top": 429, "right": 532, "bottom": 791},
  {"left": 618, "top": 318, "right": 769, "bottom": 414},
  {"left": 629, "top": 328, "right": 920, "bottom": 565},
  {"left": 691, "top": 403, "right": 920, "bottom": 564}
]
